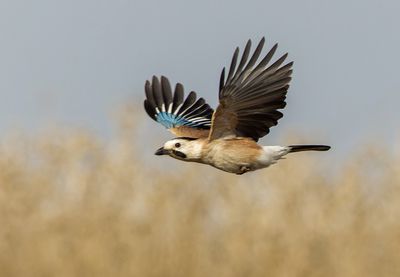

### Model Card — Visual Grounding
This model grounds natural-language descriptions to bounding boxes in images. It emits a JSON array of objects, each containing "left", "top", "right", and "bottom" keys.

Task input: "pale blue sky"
[{"left": 1, "top": 0, "right": 399, "bottom": 155}]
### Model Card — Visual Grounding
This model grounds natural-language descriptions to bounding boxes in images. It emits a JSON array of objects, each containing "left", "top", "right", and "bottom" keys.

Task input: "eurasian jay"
[{"left": 144, "top": 38, "right": 330, "bottom": 174}]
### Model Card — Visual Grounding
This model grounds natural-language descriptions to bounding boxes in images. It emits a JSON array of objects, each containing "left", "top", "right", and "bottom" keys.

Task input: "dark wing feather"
[
  {"left": 172, "top": 84, "right": 184, "bottom": 112},
  {"left": 144, "top": 76, "right": 213, "bottom": 138},
  {"left": 209, "top": 38, "right": 293, "bottom": 141}
]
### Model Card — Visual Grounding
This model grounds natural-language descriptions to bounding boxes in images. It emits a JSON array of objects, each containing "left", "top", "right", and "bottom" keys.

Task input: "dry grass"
[{"left": 0, "top": 112, "right": 399, "bottom": 276}]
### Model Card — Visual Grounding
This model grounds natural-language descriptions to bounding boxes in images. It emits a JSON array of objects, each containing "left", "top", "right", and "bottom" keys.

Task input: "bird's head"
[{"left": 155, "top": 137, "right": 203, "bottom": 161}]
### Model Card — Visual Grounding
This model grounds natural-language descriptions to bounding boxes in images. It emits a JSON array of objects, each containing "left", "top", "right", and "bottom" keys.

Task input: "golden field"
[{"left": 0, "top": 112, "right": 399, "bottom": 277}]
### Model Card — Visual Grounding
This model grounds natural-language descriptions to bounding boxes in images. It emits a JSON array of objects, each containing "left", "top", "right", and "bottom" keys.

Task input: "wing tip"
[{"left": 144, "top": 76, "right": 214, "bottom": 130}]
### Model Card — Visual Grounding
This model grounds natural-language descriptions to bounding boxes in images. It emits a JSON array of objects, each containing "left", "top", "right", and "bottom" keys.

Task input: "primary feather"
[
  {"left": 144, "top": 76, "right": 214, "bottom": 135},
  {"left": 209, "top": 37, "right": 293, "bottom": 141}
]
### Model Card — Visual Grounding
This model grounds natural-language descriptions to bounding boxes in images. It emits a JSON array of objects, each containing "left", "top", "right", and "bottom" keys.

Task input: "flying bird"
[{"left": 144, "top": 38, "right": 330, "bottom": 175}]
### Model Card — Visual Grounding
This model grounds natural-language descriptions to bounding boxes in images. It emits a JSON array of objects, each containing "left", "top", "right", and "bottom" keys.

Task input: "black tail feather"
[{"left": 288, "top": 145, "right": 331, "bottom": 153}]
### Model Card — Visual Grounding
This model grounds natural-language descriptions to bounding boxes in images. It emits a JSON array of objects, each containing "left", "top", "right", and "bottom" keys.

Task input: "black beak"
[{"left": 155, "top": 147, "right": 169, "bottom": 156}]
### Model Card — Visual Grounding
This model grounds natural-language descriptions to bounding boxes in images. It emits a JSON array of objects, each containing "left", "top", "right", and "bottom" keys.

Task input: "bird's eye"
[{"left": 175, "top": 143, "right": 181, "bottom": 148}]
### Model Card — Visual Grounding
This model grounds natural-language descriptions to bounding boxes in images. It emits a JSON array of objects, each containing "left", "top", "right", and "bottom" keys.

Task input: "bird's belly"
[
  {"left": 202, "top": 143, "right": 286, "bottom": 174},
  {"left": 203, "top": 149, "right": 265, "bottom": 174},
  {"left": 212, "top": 159, "right": 246, "bottom": 174}
]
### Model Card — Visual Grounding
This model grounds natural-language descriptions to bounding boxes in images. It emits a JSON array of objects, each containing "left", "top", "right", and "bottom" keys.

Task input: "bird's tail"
[{"left": 288, "top": 145, "right": 331, "bottom": 153}]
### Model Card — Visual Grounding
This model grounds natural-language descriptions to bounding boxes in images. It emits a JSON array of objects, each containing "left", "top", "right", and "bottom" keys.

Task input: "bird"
[{"left": 144, "top": 37, "right": 330, "bottom": 175}]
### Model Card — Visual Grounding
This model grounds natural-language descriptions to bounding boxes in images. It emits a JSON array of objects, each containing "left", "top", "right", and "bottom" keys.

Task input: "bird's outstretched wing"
[
  {"left": 144, "top": 76, "right": 213, "bottom": 138},
  {"left": 209, "top": 38, "right": 293, "bottom": 141}
]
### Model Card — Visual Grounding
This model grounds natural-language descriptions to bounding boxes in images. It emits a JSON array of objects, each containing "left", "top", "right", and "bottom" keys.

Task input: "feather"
[
  {"left": 161, "top": 76, "right": 173, "bottom": 112},
  {"left": 209, "top": 38, "right": 293, "bottom": 141},
  {"left": 143, "top": 76, "right": 214, "bottom": 136}
]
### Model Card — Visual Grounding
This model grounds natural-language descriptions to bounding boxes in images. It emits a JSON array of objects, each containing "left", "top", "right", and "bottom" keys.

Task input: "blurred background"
[{"left": 0, "top": 0, "right": 399, "bottom": 276}]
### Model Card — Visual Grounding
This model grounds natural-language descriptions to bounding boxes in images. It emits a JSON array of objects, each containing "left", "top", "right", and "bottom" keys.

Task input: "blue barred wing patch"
[
  {"left": 157, "top": 112, "right": 211, "bottom": 129},
  {"left": 144, "top": 76, "right": 213, "bottom": 130}
]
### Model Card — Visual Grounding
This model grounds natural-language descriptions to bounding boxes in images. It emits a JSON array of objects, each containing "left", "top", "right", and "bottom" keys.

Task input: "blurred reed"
[{"left": 0, "top": 106, "right": 399, "bottom": 277}]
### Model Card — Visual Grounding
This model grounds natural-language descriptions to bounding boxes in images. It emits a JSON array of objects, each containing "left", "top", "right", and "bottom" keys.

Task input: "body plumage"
[{"left": 156, "top": 137, "right": 328, "bottom": 174}]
